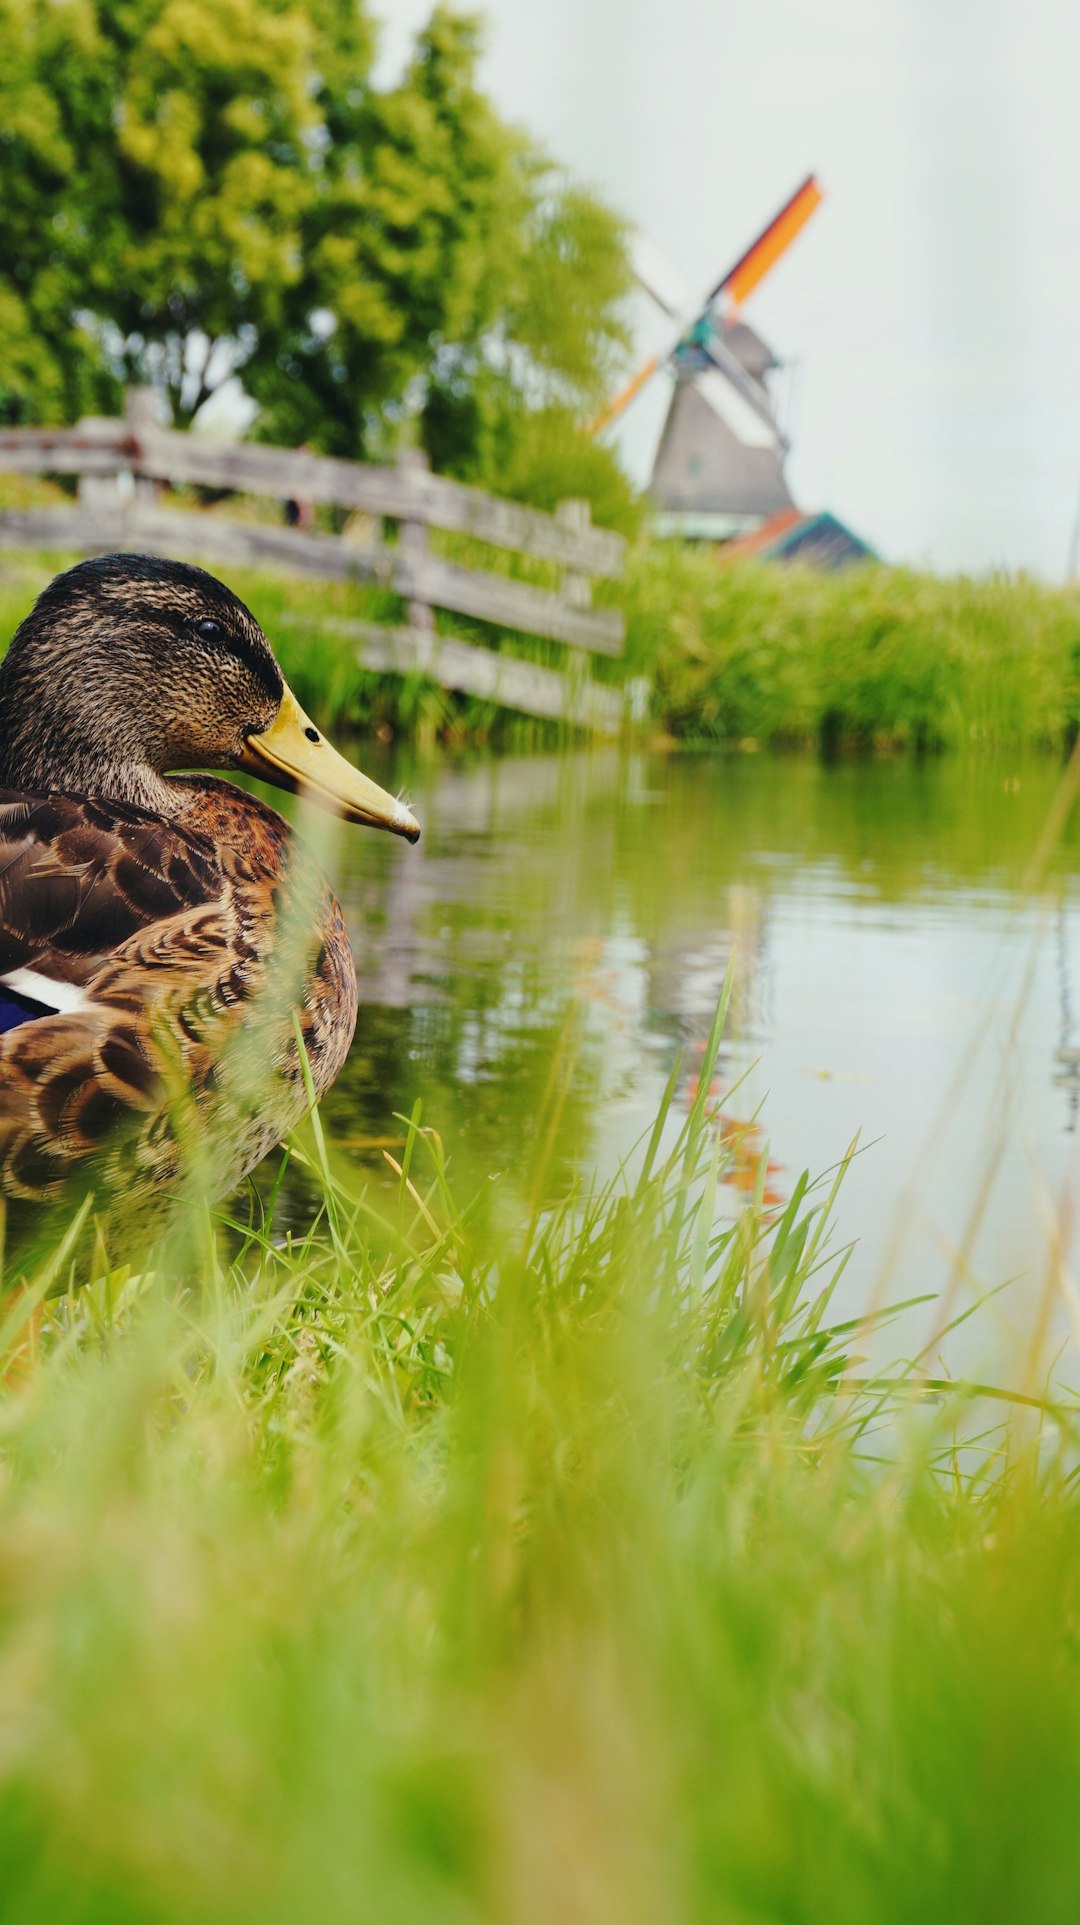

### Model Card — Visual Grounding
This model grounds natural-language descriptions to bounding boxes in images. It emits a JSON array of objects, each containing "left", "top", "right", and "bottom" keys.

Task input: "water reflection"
[{"left": 275, "top": 745, "right": 1080, "bottom": 1366}]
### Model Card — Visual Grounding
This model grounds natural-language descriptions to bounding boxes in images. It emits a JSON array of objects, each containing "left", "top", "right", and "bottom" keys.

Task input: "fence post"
[
  {"left": 624, "top": 676, "right": 652, "bottom": 727},
  {"left": 397, "top": 446, "right": 435, "bottom": 670},
  {"left": 555, "top": 497, "right": 593, "bottom": 611},
  {"left": 75, "top": 403, "right": 131, "bottom": 523},
  {"left": 125, "top": 386, "right": 160, "bottom": 507}
]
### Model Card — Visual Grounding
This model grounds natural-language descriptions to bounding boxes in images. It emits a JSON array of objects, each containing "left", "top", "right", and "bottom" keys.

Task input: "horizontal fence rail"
[
  {"left": 279, "top": 614, "right": 629, "bottom": 734},
  {"left": 0, "top": 392, "right": 635, "bottom": 733},
  {"left": 0, "top": 502, "right": 624, "bottom": 655},
  {"left": 0, "top": 421, "right": 625, "bottom": 576}
]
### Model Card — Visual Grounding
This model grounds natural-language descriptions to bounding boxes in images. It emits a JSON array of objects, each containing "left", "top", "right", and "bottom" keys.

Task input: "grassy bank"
[
  {"left": 3, "top": 535, "right": 1079, "bottom": 754},
  {"left": 0, "top": 1014, "right": 1079, "bottom": 1920},
  {"left": 623, "top": 543, "right": 1080, "bottom": 752}
]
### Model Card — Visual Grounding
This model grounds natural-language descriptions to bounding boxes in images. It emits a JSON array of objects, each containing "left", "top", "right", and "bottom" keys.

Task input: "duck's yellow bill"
[{"left": 238, "top": 685, "right": 420, "bottom": 842}]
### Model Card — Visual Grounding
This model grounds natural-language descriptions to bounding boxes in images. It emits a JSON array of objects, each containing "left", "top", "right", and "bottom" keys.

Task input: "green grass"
[
  {"left": 624, "top": 542, "right": 1080, "bottom": 753},
  {"left": 1, "top": 1006, "right": 1080, "bottom": 1921},
  {"left": 215, "top": 546, "right": 1080, "bottom": 754},
  {"left": 5, "top": 531, "right": 1080, "bottom": 753},
  {"left": 7, "top": 491, "right": 1080, "bottom": 1914}
]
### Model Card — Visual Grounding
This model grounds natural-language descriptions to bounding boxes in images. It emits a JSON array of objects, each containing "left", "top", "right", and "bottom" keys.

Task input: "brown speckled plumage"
[{"left": 0, "top": 555, "right": 406, "bottom": 1236}]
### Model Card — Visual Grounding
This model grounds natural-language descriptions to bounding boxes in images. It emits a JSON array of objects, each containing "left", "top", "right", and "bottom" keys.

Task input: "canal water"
[{"left": 299, "top": 746, "right": 1080, "bottom": 1373}]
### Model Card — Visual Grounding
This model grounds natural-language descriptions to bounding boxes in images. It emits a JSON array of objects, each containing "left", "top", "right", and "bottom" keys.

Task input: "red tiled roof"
[{"left": 717, "top": 508, "right": 806, "bottom": 561}]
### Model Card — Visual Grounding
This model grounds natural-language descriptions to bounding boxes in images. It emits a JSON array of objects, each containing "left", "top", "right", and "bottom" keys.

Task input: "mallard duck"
[{"left": 0, "top": 552, "right": 419, "bottom": 1231}]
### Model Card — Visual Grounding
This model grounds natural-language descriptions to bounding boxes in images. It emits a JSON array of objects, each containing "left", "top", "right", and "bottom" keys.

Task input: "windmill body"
[
  {"left": 592, "top": 176, "right": 871, "bottom": 557},
  {"left": 650, "top": 315, "right": 793, "bottom": 541}
]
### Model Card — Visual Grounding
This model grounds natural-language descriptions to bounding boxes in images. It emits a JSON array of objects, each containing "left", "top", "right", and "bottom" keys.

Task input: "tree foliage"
[{"left": 0, "top": 0, "right": 633, "bottom": 508}]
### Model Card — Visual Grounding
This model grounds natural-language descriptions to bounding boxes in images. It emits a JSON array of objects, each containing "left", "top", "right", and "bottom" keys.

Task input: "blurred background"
[
  {"left": 381, "top": 0, "right": 1080, "bottom": 576},
  {"left": 8, "top": 0, "right": 1080, "bottom": 570}
]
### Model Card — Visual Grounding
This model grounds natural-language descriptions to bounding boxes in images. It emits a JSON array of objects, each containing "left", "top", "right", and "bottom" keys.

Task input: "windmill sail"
[
  {"left": 707, "top": 174, "right": 823, "bottom": 310},
  {"left": 591, "top": 175, "right": 822, "bottom": 458},
  {"left": 592, "top": 176, "right": 822, "bottom": 538}
]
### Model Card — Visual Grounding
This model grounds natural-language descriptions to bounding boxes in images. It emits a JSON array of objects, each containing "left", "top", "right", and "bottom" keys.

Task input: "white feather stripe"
[{"left": 0, "top": 968, "right": 90, "bottom": 1016}]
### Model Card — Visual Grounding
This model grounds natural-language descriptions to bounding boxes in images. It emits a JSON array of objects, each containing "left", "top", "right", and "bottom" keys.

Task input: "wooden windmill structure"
[{"left": 592, "top": 176, "right": 824, "bottom": 542}]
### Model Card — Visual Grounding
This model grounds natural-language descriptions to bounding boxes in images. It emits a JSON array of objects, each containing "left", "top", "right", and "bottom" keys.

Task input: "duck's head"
[{"left": 0, "top": 554, "right": 419, "bottom": 841}]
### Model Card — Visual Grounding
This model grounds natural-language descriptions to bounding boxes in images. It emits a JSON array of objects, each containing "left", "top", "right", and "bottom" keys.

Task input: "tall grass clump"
[
  {"left": 0, "top": 1008, "right": 1079, "bottom": 1919},
  {"left": 625, "top": 542, "right": 1080, "bottom": 752}
]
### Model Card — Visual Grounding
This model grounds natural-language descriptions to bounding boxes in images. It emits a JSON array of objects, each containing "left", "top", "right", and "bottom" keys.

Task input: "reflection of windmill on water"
[{"left": 593, "top": 176, "right": 873, "bottom": 566}]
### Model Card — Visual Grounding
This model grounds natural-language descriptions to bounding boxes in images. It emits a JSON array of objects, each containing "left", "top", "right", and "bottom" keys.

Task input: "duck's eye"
[{"left": 195, "top": 618, "right": 225, "bottom": 642}]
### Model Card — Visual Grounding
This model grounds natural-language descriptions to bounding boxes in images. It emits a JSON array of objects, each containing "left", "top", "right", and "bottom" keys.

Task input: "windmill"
[{"left": 593, "top": 176, "right": 824, "bottom": 542}]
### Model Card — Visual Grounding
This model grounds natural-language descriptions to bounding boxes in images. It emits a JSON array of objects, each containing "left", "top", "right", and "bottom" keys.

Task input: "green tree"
[
  {"left": 242, "top": 8, "right": 633, "bottom": 476},
  {"left": 0, "top": 0, "right": 634, "bottom": 512},
  {"left": 0, "top": 0, "right": 119, "bottom": 423}
]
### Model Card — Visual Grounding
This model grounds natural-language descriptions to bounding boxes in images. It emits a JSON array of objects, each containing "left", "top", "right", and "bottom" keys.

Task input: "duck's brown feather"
[
  {"left": 0, "top": 793, "right": 221, "bottom": 977},
  {"left": 0, "top": 784, "right": 357, "bottom": 1210}
]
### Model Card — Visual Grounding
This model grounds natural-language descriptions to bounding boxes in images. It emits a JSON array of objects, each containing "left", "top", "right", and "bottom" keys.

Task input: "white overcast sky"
[{"left": 378, "top": 0, "right": 1080, "bottom": 578}]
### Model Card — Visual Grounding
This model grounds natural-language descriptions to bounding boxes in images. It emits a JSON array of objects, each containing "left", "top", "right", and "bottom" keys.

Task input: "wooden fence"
[{"left": 0, "top": 389, "right": 642, "bottom": 734}]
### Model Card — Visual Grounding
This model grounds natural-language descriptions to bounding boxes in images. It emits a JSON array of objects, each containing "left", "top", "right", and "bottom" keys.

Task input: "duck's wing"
[
  {"left": 0, "top": 791, "right": 228, "bottom": 1201},
  {"left": 0, "top": 792, "right": 222, "bottom": 985}
]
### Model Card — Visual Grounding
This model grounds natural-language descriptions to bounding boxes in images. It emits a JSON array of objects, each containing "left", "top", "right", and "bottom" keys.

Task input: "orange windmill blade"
[
  {"left": 710, "top": 174, "right": 824, "bottom": 311},
  {"left": 589, "top": 174, "right": 824, "bottom": 440}
]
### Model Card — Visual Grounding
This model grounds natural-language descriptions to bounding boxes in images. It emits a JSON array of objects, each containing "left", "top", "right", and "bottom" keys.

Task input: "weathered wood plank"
[
  {"left": 0, "top": 421, "right": 624, "bottom": 575},
  {"left": 398, "top": 550, "right": 624, "bottom": 655},
  {"left": 0, "top": 505, "right": 125, "bottom": 550},
  {"left": 555, "top": 498, "right": 594, "bottom": 612},
  {"left": 396, "top": 446, "right": 437, "bottom": 642},
  {"left": 0, "top": 502, "right": 625, "bottom": 654},
  {"left": 124, "top": 504, "right": 394, "bottom": 583},
  {"left": 0, "top": 423, "right": 131, "bottom": 475},
  {"left": 411, "top": 469, "right": 624, "bottom": 577},
  {"left": 0, "top": 503, "right": 392, "bottom": 584},
  {"left": 133, "top": 430, "right": 625, "bottom": 575},
  {"left": 320, "top": 618, "right": 625, "bottom": 734}
]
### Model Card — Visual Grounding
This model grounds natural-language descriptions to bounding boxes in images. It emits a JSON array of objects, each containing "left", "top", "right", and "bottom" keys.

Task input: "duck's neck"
[
  {"left": 0, "top": 734, "right": 179, "bottom": 817},
  {"left": 0, "top": 726, "right": 292, "bottom": 862}
]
